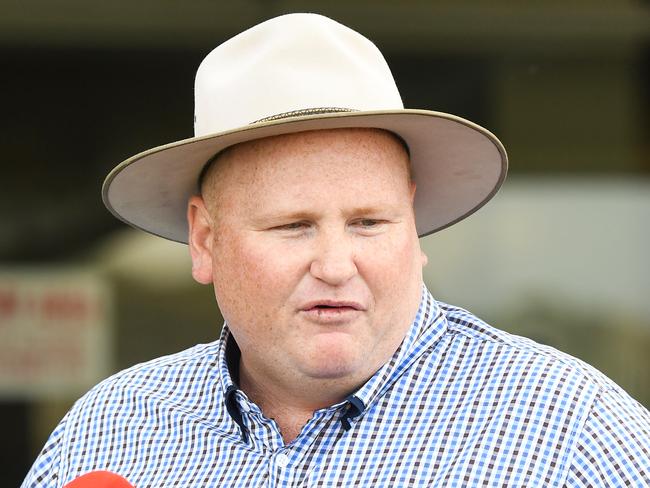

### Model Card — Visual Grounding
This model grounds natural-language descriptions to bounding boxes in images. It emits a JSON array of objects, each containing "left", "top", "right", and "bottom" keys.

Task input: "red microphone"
[{"left": 63, "top": 471, "right": 135, "bottom": 488}]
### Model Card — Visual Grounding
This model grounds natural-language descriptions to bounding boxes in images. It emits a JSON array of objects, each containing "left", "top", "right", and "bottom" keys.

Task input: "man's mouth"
[
  {"left": 298, "top": 300, "right": 366, "bottom": 323},
  {"left": 301, "top": 300, "right": 364, "bottom": 312}
]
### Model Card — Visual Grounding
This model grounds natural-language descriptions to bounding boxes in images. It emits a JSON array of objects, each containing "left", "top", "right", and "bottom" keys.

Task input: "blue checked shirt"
[{"left": 23, "top": 286, "right": 650, "bottom": 487}]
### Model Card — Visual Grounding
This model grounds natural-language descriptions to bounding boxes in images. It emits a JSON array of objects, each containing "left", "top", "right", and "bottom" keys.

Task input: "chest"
[{"left": 75, "top": 387, "right": 582, "bottom": 488}]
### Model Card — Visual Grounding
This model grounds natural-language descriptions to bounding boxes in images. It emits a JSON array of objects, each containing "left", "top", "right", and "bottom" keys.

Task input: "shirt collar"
[
  {"left": 218, "top": 326, "right": 240, "bottom": 394},
  {"left": 349, "top": 284, "right": 447, "bottom": 409}
]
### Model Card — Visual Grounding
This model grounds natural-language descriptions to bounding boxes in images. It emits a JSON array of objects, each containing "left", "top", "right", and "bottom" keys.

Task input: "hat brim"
[{"left": 102, "top": 109, "right": 507, "bottom": 242}]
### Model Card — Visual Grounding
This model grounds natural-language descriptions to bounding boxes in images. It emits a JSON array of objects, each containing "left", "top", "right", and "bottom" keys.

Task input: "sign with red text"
[{"left": 0, "top": 270, "right": 112, "bottom": 398}]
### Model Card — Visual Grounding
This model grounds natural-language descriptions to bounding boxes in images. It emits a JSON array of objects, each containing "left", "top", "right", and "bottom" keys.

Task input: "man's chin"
[{"left": 297, "top": 345, "right": 367, "bottom": 381}]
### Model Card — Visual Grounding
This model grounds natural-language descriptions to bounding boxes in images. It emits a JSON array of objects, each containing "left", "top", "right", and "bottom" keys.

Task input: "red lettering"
[
  {"left": 0, "top": 290, "right": 17, "bottom": 319},
  {"left": 40, "top": 293, "right": 89, "bottom": 322}
]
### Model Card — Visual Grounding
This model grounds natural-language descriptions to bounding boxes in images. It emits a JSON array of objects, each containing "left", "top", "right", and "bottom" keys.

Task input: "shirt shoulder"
[
  {"left": 22, "top": 341, "right": 224, "bottom": 488},
  {"left": 438, "top": 301, "right": 650, "bottom": 486},
  {"left": 440, "top": 301, "right": 627, "bottom": 395},
  {"left": 83, "top": 341, "right": 221, "bottom": 397},
  {"left": 67, "top": 340, "right": 225, "bottom": 430}
]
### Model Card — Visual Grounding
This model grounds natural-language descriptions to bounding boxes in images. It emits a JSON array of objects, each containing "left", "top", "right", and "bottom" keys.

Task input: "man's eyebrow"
[
  {"left": 248, "top": 210, "right": 317, "bottom": 225},
  {"left": 250, "top": 205, "right": 403, "bottom": 224},
  {"left": 346, "top": 205, "right": 394, "bottom": 215}
]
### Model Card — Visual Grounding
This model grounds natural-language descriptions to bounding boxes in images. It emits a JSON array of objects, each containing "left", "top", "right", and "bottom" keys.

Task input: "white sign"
[{"left": 0, "top": 269, "right": 112, "bottom": 399}]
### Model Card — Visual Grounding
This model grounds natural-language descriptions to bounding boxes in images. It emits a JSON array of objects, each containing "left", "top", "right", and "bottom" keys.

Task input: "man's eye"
[
  {"left": 353, "top": 219, "right": 383, "bottom": 228},
  {"left": 359, "top": 219, "right": 379, "bottom": 227},
  {"left": 276, "top": 222, "right": 308, "bottom": 230}
]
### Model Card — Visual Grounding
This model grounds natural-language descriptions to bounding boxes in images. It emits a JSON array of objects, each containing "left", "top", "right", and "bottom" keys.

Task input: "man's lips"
[
  {"left": 298, "top": 300, "right": 364, "bottom": 324},
  {"left": 299, "top": 300, "right": 366, "bottom": 312}
]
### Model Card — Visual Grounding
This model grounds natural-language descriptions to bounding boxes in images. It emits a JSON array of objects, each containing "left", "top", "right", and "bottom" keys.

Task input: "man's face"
[{"left": 188, "top": 128, "right": 426, "bottom": 393}]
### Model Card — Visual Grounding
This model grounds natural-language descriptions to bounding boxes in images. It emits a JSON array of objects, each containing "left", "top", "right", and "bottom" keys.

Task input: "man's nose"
[{"left": 309, "top": 230, "right": 358, "bottom": 286}]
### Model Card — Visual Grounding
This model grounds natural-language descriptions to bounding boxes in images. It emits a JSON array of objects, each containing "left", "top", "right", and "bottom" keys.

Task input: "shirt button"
[{"left": 276, "top": 453, "right": 290, "bottom": 468}]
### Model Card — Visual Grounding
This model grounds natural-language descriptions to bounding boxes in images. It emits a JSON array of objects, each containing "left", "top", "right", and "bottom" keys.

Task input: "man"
[{"left": 24, "top": 13, "right": 649, "bottom": 488}]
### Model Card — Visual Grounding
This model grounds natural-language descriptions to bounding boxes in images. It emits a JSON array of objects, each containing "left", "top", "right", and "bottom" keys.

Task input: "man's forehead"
[
  {"left": 200, "top": 128, "right": 411, "bottom": 195},
  {"left": 223, "top": 128, "right": 405, "bottom": 161}
]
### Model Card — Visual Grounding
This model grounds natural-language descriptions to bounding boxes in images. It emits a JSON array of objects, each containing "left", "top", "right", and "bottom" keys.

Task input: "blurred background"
[{"left": 1, "top": 1, "right": 649, "bottom": 484}]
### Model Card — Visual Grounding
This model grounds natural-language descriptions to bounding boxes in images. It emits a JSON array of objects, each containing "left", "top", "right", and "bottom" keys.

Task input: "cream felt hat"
[{"left": 102, "top": 13, "right": 507, "bottom": 242}]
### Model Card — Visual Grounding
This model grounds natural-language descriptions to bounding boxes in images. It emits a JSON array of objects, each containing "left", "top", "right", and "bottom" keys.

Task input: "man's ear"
[
  {"left": 410, "top": 182, "right": 426, "bottom": 268},
  {"left": 187, "top": 195, "right": 214, "bottom": 285}
]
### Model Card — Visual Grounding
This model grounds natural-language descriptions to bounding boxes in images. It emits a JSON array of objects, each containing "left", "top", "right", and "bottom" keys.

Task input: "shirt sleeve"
[
  {"left": 21, "top": 413, "right": 67, "bottom": 488},
  {"left": 565, "top": 386, "right": 650, "bottom": 487}
]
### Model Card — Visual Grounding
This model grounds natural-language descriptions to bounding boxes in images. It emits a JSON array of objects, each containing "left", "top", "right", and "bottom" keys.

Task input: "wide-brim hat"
[{"left": 102, "top": 13, "right": 507, "bottom": 242}]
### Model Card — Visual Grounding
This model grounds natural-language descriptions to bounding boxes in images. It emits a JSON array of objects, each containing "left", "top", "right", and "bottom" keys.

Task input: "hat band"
[
  {"left": 252, "top": 107, "right": 356, "bottom": 124},
  {"left": 199, "top": 107, "right": 356, "bottom": 192}
]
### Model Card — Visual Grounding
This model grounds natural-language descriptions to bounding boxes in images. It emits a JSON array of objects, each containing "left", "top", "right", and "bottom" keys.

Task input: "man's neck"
[
  {"left": 225, "top": 336, "right": 350, "bottom": 443},
  {"left": 227, "top": 333, "right": 368, "bottom": 408},
  {"left": 238, "top": 364, "right": 346, "bottom": 444}
]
